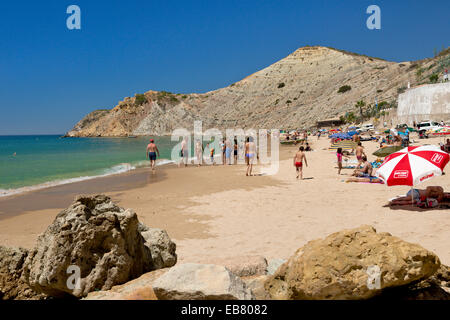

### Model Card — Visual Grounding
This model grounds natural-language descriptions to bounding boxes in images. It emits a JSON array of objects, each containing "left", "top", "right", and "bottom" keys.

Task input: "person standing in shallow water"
[{"left": 146, "top": 139, "right": 160, "bottom": 171}]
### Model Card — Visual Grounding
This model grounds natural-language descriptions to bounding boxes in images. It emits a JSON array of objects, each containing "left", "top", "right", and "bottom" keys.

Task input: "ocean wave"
[{"left": 0, "top": 158, "right": 174, "bottom": 198}]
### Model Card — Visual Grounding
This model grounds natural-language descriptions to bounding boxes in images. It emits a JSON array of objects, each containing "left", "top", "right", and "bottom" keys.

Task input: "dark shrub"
[{"left": 337, "top": 85, "right": 351, "bottom": 93}]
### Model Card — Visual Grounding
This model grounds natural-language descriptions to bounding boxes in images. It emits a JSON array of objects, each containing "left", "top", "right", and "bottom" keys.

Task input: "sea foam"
[{"left": 0, "top": 158, "right": 174, "bottom": 198}]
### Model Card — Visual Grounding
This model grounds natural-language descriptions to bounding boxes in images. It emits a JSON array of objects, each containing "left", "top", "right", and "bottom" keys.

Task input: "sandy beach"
[{"left": 1, "top": 135, "right": 449, "bottom": 265}]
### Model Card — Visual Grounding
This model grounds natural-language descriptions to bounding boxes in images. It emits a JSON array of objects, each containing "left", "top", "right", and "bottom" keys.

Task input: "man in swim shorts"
[
  {"left": 293, "top": 146, "right": 308, "bottom": 180},
  {"left": 146, "top": 139, "right": 160, "bottom": 171}
]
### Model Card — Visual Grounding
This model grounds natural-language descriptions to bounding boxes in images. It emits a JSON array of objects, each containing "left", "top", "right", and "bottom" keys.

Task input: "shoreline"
[
  {"left": 1, "top": 137, "right": 449, "bottom": 266},
  {"left": 0, "top": 157, "right": 175, "bottom": 199}
]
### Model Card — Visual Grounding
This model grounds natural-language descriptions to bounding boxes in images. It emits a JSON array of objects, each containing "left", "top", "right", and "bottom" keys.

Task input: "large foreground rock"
[
  {"left": 22, "top": 195, "right": 177, "bottom": 298},
  {"left": 265, "top": 225, "right": 440, "bottom": 300},
  {"left": 84, "top": 268, "right": 169, "bottom": 300},
  {"left": 153, "top": 263, "right": 254, "bottom": 300},
  {"left": 0, "top": 246, "right": 47, "bottom": 300}
]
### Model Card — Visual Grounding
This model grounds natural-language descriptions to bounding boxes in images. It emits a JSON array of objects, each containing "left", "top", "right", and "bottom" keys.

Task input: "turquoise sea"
[{"left": 0, "top": 135, "right": 179, "bottom": 196}]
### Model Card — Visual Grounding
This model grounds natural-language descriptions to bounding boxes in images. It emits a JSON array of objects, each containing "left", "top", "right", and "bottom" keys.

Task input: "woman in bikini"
[{"left": 245, "top": 137, "right": 256, "bottom": 176}]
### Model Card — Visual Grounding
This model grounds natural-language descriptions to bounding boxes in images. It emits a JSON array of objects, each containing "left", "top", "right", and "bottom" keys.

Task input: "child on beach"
[
  {"left": 293, "top": 146, "right": 308, "bottom": 180},
  {"left": 336, "top": 147, "right": 349, "bottom": 175},
  {"left": 209, "top": 144, "right": 215, "bottom": 165}
]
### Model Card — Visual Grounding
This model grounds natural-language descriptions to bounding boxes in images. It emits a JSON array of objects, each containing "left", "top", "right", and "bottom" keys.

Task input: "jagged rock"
[
  {"left": 0, "top": 246, "right": 47, "bottom": 300},
  {"left": 242, "top": 275, "right": 271, "bottom": 300},
  {"left": 429, "top": 264, "right": 450, "bottom": 288},
  {"left": 139, "top": 225, "right": 177, "bottom": 269},
  {"left": 152, "top": 263, "right": 254, "bottom": 300},
  {"left": 196, "top": 255, "right": 268, "bottom": 277},
  {"left": 265, "top": 225, "right": 440, "bottom": 300},
  {"left": 267, "top": 259, "right": 286, "bottom": 275},
  {"left": 22, "top": 195, "right": 176, "bottom": 298}
]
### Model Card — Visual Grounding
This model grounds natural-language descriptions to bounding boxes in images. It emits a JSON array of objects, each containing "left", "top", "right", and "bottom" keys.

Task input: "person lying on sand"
[
  {"left": 389, "top": 186, "right": 445, "bottom": 205},
  {"left": 346, "top": 177, "right": 383, "bottom": 183}
]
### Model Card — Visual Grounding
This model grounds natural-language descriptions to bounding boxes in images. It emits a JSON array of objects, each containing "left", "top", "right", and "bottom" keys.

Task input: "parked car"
[
  {"left": 357, "top": 124, "right": 374, "bottom": 133},
  {"left": 417, "top": 121, "right": 440, "bottom": 133}
]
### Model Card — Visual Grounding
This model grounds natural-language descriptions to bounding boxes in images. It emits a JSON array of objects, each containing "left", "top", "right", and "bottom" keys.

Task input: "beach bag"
[{"left": 426, "top": 198, "right": 439, "bottom": 208}]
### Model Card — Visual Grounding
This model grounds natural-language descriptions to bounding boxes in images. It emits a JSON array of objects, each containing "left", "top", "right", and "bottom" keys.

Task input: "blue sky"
[{"left": 0, "top": 0, "right": 448, "bottom": 135}]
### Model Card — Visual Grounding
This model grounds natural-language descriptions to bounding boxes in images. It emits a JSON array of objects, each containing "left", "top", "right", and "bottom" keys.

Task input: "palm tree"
[{"left": 355, "top": 100, "right": 365, "bottom": 121}]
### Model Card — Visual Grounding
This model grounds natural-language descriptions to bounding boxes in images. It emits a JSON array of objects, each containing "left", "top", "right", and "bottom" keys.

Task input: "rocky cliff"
[{"left": 65, "top": 46, "right": 449, "bottom": 137}]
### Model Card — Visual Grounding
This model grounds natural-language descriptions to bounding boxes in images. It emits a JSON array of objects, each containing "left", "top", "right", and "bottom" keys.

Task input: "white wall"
[{"left": 397, "top": 83, "right": 450, "bottom": 125}]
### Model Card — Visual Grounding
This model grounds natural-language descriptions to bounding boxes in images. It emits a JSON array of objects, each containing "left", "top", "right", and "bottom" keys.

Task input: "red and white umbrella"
[{"left": 375, "top": 145, "right": 449, "bottom": 186}]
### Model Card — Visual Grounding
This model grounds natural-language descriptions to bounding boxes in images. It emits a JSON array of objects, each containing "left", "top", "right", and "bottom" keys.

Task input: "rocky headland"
[{"left": 65, "top": 46, "right": 450, "bottom": 137}]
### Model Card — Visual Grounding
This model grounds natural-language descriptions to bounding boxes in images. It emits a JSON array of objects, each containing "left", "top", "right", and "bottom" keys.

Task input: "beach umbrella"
[
  {"left": 375, "top": 145, "right": 449, "bottom": 204},
  {"left": 372, "top": 145, "right": 403, "bottom": 157},
  {"left": 329, "top": 140, "right": 357, "bottom": 150},
  {"left": 330, "top": 132, "right": 352, "bottom": 139}
]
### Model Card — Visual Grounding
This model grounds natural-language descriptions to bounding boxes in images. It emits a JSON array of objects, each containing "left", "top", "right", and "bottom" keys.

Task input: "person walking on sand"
[
  {"left": 146, "top": 139, "right": 160, "bottom": 171},
  {"left": 195, "top": 140, "right": 203, "bottom": 167},
  {"left": 245, "top": 137, "right": 256, "bottom": 176},
  {"left": 355, "top": 142, "right": 366, "bottom": 168},
  {"left": 293, "top": 146, "right": 308, "bottom": 180},
  {"left": 336, "top": 147, "right": 349, "bottom": 175},
  {"left": 179, "top": 137, "right": 189, "bottom": 167}
]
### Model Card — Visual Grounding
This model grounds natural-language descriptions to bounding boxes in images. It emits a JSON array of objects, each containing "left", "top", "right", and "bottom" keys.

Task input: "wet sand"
[
  {"left": 0, "top": 136, "right": 449, "bottom": 265},
  {"left": 0, "top": 152, "right": 285, "bottom": 248}
]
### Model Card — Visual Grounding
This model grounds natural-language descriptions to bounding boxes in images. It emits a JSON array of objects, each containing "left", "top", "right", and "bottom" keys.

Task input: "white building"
[{"left": 396, "top": 83, "right": 450, "bottom": 125}]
